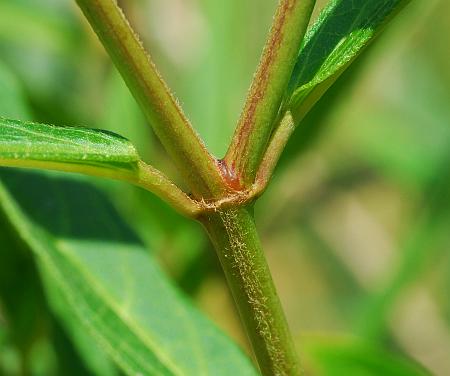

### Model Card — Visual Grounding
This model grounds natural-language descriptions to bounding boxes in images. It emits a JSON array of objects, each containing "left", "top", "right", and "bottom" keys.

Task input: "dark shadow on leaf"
[{"left": 0, "top": 168, "right": 141, "bottom": 244}]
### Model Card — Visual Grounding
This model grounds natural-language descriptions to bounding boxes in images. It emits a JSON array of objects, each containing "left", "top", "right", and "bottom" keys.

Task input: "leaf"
[
  {"left": 0, "top": 117, "right": 140, "bottom": 174},
  {"left": 287, "top": 0, "right": 410, "bottom": 116},
  {"left": 0, "top": 169, "right": 257, "bottom": 376},
  {"left": 302, "top": 335, "right": 431, "bottom": 376},
  {"left": 43, "top": 268, "right": 120, "bottom": 376}
]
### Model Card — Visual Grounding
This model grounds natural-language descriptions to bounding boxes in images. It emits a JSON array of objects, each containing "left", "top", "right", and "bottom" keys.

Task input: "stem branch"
[
  {"left": 75, "top": 0, "right": 225, "bottom": 198},
  {"left": 131, "top": 161, "right": 201, "bottom": 217},
  {"left": 225, "top": 0, "right": 316, "bottom": 188},
  {"left": 255, "top": 111, "right": 295, "bottom": 191},
  {"left": 0, "top": 158, "right": 200, "bottom": 218}
]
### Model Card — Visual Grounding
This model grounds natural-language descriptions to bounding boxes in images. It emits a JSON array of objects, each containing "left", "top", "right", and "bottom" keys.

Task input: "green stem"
[
  {"left": 225, "top": 0, "right": 316, "bottom": 188},
  {"left": 130, "top": 161, "right": 201, "bottom": 218},
  {"left": 255, "top": 111, "right": 295, "bottom": 191},
  {"left": 75, "top": 0, "right": 226, "bottom": 198},
  {"left": 201, "top": 207, "right": 300, "bottom": 375},
  {"left": 0, "top": 159, "right": 200, "bottom": 218}
]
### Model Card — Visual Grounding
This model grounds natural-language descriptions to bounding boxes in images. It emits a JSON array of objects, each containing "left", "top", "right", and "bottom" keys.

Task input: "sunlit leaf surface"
[
  {"left": 287, "top": 0, "right": 410, "bottom": 116},
  {"left": 0, "top": 118, "right": 139, "bottom": 173}
]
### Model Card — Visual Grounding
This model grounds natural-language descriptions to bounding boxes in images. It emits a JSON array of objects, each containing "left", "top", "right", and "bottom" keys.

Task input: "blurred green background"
[{"left": 0, "top": 0, "right": 448, "bottom": 374}]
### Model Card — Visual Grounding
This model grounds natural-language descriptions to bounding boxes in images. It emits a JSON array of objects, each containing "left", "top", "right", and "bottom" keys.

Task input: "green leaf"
[
  {"left": 43, "top": 268, "right": 120, "bottom": 376},
  {"left": 287, "top": 0, "right": 410, "bottom": 116},
  {"left": 0, "top": 117, "right": 140, "bottom": 174},
  {"left": 0, "top": 170, "right": 257, "bottom": 376},
  {"left": 302, "top": 335, "right": 431, "bottom": 376}
]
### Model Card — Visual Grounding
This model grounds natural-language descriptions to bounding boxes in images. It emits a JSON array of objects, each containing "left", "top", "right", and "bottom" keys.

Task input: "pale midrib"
[
  {"left": 58, "top": 228, "right": 218, "bottom": 375},
  {"left": 52, "top": 243, "right": 184, "bottom": 376},
  {"left": 50, "top": 253, "right": 171, "bottom": 376}
]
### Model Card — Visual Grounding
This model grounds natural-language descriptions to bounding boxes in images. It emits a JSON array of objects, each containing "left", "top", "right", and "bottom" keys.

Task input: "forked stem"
[
  {"left": 75, "top": 0, "right": 309, "bottom": 373},
  {"left": 75, "top": 0, "right": 226, "bottom": 198}
]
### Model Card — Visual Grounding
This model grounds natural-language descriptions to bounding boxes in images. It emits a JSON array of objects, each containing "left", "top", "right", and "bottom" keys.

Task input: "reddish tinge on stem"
[{"left": 216, "top": 159, "right": 244, "bottom": 191}]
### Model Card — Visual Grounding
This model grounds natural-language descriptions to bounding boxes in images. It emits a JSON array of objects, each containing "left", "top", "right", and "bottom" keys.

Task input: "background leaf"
[
  {"left": 0, "top": 169, "right": 257, "bottom": 375},
  {"left": 0, "top": 61, "right": 30, "bottom": 119},
  {"left": 302, "top": 335, "right": 431, "bottom": 376}
]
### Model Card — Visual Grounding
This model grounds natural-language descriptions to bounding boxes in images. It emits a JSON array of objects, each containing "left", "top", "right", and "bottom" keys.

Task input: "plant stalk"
[
  {"left": 75, "top": 0, "right": 226, "bottom": 198},
  {"left": 225, "top": 0, "right": 316, "bottom": 188},
  {"left": 255, "top": 111, "right": 295, "bottom": 191},
  {"left": 0, "top": 158, "right": 200, "bottom": 219},
  {"left": 201, "top": 207, "right": 300, "bottom": 375}
]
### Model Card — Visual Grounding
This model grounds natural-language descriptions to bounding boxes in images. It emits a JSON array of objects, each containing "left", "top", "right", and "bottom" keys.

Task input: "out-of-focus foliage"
[
  {"left": 0, "top": 0, "right": 448, "bottom": 375},
  {"left": 302, "top": 335, "right": 430, "bottom": 375}
]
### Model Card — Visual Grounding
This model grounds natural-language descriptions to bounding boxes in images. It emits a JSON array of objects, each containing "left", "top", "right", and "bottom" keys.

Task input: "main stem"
[{"left": 201, "top": 207, "right": 300, "bottom": 375}]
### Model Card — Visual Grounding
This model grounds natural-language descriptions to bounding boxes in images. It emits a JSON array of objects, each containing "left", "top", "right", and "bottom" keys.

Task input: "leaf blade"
[
  {"left": 287, "top": 0, "right": 411, "bottom": 117},
  {"left": 0, "top": 117, "right": 140, "bottom": 174}
]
